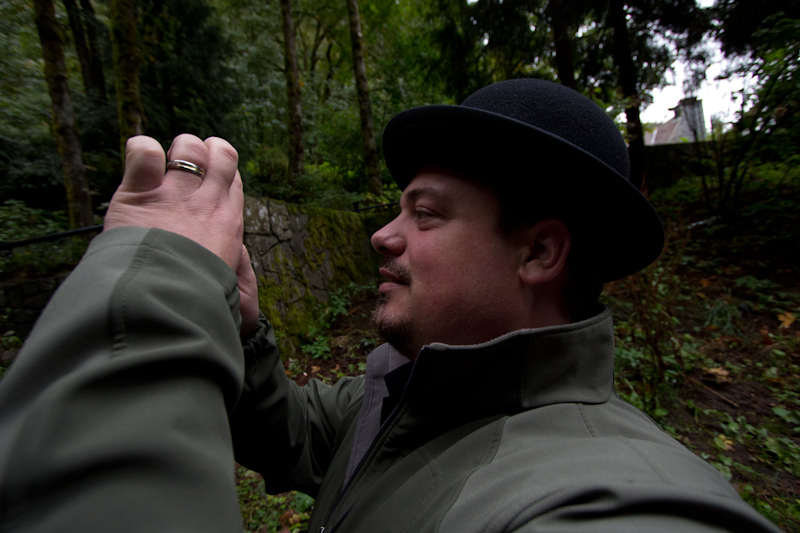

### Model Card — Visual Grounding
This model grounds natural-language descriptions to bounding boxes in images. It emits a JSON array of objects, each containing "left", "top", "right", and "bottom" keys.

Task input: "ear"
[{"left": 518, "top": 219, "right": 571, "bottom": 286}]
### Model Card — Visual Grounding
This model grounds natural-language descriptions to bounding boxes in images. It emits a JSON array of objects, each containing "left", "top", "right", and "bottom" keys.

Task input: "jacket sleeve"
[
  {"left": 0, "top": 227, "right": 246, "bottom": 532},
  {"left": 230, "top": 313, "right": 365, "bottom": 497}
]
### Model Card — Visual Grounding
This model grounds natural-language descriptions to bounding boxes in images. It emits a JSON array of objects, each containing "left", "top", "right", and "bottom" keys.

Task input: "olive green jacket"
[
  {"left": 0, "top": 228, "right": 781, "bottom": 532},
  {"left": 0, "top": 228, "right": 245, "bottom": 531},
  {"left": 233, "top": 306, "right": 781, "bottom": 532}
]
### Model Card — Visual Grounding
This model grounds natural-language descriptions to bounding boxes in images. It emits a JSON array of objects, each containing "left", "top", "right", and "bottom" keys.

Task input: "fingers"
[
  {"left": 120, "top": 136, "right": 167, "bottom": 193},
  {"left": 236, "top": 245, "right": 259, "bottom": 339},
  {"left": 202, "top": 137, "right": 240, "bottom": 195},
  {"left": 236, "top": 245, "right": 252, "bottom": 281},
  {"left": 165, "top": 134, "right": 209, "bottom": 186}
]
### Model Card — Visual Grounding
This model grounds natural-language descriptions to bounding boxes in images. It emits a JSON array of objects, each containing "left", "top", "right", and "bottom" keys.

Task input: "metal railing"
[
  {"left": 353, "top": 201, "right": 398, "bottom": 213},
  {"left": 0, "top": 201, "right": 399, "bottom": 252},
  {"left": 0, "top": 225, "right": 103, "bottom": 252}
]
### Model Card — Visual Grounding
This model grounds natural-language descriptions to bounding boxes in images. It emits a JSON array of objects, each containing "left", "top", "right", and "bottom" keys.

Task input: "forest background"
[{"left": 1, "top": 0, "right": 799, "bottom": 531}]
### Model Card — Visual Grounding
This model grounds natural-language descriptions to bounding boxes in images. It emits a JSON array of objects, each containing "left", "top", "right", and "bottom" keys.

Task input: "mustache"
[{"left": 381, "top": 259, "right": 411, "bottom": 285}]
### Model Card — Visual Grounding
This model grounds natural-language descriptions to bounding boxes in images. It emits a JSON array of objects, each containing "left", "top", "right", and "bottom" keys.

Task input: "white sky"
[
  {"left": 637, "top": 0, "right": 746, "bottom": 128},
  {"left": 640, "top": 46, "right": 747, "bottom": 126},
  {"left": 464, "top": 0, "right": 744, "bottom": 129}
]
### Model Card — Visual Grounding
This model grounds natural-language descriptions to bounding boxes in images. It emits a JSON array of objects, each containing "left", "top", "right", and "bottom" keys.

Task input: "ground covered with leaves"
[{"left": 236, "top": 168, "right": 800, "bottom": 532}]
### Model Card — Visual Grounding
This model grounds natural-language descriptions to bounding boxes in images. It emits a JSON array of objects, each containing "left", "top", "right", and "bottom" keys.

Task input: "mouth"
[
  {"left": 378, "top": 262, "right": 411, "bottom": 293},
  {"left": 379, "top": 267, "right": 410, "bottom": 285}
]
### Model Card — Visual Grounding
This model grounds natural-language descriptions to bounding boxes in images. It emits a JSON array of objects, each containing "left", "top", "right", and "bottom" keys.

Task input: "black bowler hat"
[{"left": 382, "top": 78, "right": 665, "bottom": 281}]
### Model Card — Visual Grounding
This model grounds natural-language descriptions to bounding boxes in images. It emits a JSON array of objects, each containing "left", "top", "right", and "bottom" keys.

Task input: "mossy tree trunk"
[
  {"left": 110, "top": 0, "right": 144, "bottom": 157},
  {"left": 280, "top": 0, "right": 303, "bottom": 182},
  {"left": 80, "top": 0, "right": 107, "bottom": 101},
  {"left": 346, "top": 0, "right": 382, "bottom": 195},
  {"left": 62, "top": 0, "right": 94, "bottom": 96},
  {"left": 33, "top": 0, "right": 94, "bottom": 229}
]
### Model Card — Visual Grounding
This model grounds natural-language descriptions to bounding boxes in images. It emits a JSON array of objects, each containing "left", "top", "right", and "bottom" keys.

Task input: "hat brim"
[{"left": 382, "top": 105, "right": 665, "bottom": 281}]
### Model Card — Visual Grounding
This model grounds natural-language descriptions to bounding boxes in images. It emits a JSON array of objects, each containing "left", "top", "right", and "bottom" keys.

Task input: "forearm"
[
  {"left": 231, "top": 314, "right": 364, "bottom": 496},
  {"left": 0, "top": 227, "right": 245, "bottom": 532}
]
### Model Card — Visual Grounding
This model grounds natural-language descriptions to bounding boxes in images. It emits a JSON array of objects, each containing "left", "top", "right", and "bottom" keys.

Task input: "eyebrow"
[{"left": 404, "top": 186, "right": 447, "bottom": 205}]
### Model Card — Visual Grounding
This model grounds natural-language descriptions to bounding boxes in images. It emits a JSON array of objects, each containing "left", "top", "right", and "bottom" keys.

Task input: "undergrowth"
[
  {"left": 0, "top": 200, "right": 87, "bottom": 279},
  {"left": 603, "top": 169, "right": 800, "bottom": 530}
]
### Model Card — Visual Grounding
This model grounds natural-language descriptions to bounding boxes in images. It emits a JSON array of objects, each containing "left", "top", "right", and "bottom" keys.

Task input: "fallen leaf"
[
  {"left": 333, "top": 364, "right": 340, "bottom": 372},
  {"left": 311, "top": 365, "right": 321, "bottom": 373},
  {"left": 713, "top": 434, "right": 735, "bottom": 451},
  {"left": 703, "top": 367, "right": 732, "bottom": 384},
  {"left": 778, "top": 312, "right": 796, "bottom": 329},
  {"left": 279, "top": 509, "right": 302, "bottom": 528},
  {"left": 701, "top": 278, "right": 713, "bottom": 288},
  {"left": 706, "top": 324, "right": 719, "bottom": 331}
]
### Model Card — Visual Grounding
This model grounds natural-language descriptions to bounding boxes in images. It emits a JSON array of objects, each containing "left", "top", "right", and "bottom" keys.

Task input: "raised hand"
[{"left": 104, "top": 134, "right": 244, "bottom": 271}]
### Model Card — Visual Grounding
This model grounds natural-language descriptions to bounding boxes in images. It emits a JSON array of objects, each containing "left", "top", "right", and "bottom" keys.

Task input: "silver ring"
[{"left": 166, "top": 159, "right": 205, "bottom": 178}]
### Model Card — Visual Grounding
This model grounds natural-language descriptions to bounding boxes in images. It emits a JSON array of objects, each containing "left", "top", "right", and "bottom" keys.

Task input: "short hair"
[{"left": 494, "top": 183, "right": 603, "bottom": 321}]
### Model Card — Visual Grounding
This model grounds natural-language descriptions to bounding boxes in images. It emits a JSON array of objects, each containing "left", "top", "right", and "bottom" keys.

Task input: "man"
[{"left": 0, "top": 79, "right": 779, "bottom": 532}]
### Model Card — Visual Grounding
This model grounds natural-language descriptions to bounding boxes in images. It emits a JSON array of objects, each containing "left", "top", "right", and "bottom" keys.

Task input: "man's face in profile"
[{"left": 370, "top": 168, "right": 528, "bottom": 359}]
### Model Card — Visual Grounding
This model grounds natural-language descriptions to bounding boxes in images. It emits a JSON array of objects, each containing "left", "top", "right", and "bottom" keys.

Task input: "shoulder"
[{"left": 439, "top": 399, "right": 778, "bottom": 532}]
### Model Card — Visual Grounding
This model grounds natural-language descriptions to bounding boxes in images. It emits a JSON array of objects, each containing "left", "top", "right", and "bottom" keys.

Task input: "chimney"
[{"left": 678, "top": 97, "right": 706, "bottom": 141}]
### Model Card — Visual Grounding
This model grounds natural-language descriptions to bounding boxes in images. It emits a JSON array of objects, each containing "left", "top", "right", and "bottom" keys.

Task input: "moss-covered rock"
[{"left": 244, "top": 196, "right": 378, "bottom": 356}]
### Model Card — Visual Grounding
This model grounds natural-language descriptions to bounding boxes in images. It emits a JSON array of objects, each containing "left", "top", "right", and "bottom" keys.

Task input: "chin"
[{"left": 372, "top": 298, "right": 416, "bottom": 358}]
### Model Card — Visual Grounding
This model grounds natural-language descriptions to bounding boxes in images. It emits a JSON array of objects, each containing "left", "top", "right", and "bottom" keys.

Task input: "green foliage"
[
  {"left": 248, "top": 151, "right": 363, "bottom": 210},
  {"left": 0, "top": 0, "right": 66, "bottom": 209},
  {"left": 0, "top": 307, "right": 21, "bottom": 383},
  {"left": 605, "top": 221, "right": 697, "bottom": 415},
  {"left": 138, "top": 0, "right": 241, "bottom": 145},
  {"left": 301, "top": 282, "right": 370, "bottom": 360},
  {"left": 702, "top": 13, "right": 800, "bottom": 218},
  {"left": 0, "top": 200, "right": 86, "bottom": 278},
  {"left": 702, "top": 411, "right": 800, "bottom": 480},
  {"left": 740, "top": 483, "right": 800, "bottom": 532},
  {"left": 236, "top": 466, "right": 312, "bottom": 533},
  {"left": 704, "top": 297, "right": 742, "bottom": 336},
  {"left": 0, "top": 331, "right": 22, "bottom": 354}
]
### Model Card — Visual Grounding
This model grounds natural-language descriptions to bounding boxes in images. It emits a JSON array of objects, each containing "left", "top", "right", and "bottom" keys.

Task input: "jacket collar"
[{"left": 403, "top": 306, "right": 616, "bottom": 417}]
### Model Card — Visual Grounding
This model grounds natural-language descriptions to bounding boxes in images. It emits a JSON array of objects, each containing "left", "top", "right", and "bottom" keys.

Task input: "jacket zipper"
[{"left": 320, "top": 352, "right": 425, "bottom": 532}]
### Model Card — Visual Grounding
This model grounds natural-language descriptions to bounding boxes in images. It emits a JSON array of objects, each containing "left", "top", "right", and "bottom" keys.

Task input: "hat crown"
[{"left": 461, "top": 79, "right": 630, "bottom": 181}]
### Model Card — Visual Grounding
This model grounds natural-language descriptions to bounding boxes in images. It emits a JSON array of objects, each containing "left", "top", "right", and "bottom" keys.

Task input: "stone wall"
[
  {"left": 243, "top": 196, "right": 378, "bottom": 354},
  {"left": 0, "top": 198, "right": 378, "bottom": 354}
]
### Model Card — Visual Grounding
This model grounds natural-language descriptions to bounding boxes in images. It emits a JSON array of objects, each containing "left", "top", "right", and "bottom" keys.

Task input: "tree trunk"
[
  {"left": 280, "top": 0, "right": 303, "bottom": 182},
  {"left": 110, "top": 0, "right": 144, "bottom": 157},
  {"left": 33, "top": 0, "right": 94, "bottom": 229},
  {"left": 346, "top": 0, "right": 382, "bottom": 195},
  {"left": 62, "top": 0, "right": 94, "bottom": 96},
  {"left": 608, "top": 0, "right": 645, "bottom": 191},
  {"left": 547, "top": 0, "right": 576, "bottom": 90},
  {"left": 80, "top": 0, "right": 107, "bottom": 101}
]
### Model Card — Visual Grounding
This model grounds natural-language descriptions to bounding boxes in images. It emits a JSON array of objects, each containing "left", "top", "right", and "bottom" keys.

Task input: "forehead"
[{"left": 402, "top": 167, "right": 500, "bottom": 207}]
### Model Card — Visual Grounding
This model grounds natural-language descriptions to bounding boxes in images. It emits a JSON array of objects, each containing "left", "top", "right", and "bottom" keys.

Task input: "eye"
[{"left": 415, "top": 210, "right": 433, "bottom": 220}]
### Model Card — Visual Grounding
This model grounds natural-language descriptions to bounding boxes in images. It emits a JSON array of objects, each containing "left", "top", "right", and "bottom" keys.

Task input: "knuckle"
[
  {"left": 173, "top": 134, "right": 209, "bottom": 164},
  {"left": 206, "top": 137, "right": 239, "bottom": 164}
]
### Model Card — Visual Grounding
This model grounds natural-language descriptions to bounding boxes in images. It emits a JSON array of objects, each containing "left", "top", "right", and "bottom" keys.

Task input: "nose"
[{"left": 371, "top": 215, "right": 405, "bottom": 257}]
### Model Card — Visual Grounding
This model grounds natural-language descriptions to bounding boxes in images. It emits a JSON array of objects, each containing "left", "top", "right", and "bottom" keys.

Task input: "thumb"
[{"left": 119, "top": 136, "right": 167, "bottom": 193}]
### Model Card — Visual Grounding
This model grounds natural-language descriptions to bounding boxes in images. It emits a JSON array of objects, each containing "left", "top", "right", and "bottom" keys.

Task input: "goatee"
[{"left": 372, "top": 293, "right": 415, "bottom": 359}]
